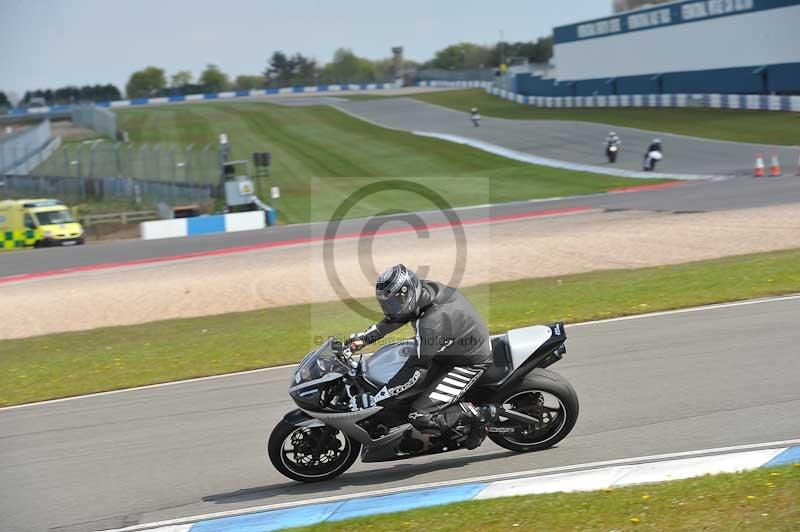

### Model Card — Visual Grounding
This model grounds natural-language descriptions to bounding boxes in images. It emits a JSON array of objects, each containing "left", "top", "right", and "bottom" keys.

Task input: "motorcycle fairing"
[
  {"left": 507, "top": 325, "right": 553, "bottom": 369},
  {"left": 478, "top": 323, "right": 566, "bottom": 389},
  {"left": 282, "top": 408, "right": 325, "bottom": 428},
  {"left": 302, "top": 406, "right": 383, "bottom": 444},
  {"left": 362, "top": 340, "right": 416, "bottom": 386}
]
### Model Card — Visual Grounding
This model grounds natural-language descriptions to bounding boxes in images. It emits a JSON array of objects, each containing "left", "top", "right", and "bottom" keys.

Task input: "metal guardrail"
[
  {"left": 71, "top": 104, "right": 118, "bottom": 140},
  {"left": 79, "top": 210, "right": 157, "bottom": 227}
]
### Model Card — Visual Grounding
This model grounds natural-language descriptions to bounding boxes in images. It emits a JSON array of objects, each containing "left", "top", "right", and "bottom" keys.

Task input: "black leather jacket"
[{"left": 359, "top": 281, "right": 492, "bottom": 393}]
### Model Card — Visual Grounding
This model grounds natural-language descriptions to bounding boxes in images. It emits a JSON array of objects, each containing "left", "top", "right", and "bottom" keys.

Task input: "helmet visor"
[{"left": 377, "top": 287, "right": 415, "bottom": 318}]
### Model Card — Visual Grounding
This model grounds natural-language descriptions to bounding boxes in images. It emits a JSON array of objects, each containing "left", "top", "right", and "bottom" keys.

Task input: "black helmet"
[{"left": 375, "top": 264, "right": 422, "bottom": 320}]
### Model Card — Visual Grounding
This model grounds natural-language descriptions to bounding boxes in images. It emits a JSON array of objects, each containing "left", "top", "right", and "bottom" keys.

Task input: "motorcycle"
[
  {"left": 471, "top": 113, "right": 481, "bottom": 127},
  {"left": 606, "top": 144, "right": 619, "bottom": 163},
  {"left": 643, "top": 150, "right": 663, "bottom": 171},
  {"left": 268, "top": 323, "right": 579, "bottom": 482}
]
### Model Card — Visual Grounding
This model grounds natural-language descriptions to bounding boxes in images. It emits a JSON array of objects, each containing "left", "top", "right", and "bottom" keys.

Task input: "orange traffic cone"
[
  {"left": 754, "top": 154, "right": 765, "bottom": 177},
  {"left": 769, "top": 152, "right": 782, "bottom": 177}
]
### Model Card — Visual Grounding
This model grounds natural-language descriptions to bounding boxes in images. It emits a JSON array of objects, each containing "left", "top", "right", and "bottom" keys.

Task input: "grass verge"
[
  {"left": 110, "top": 102, "right": 655, "bottom": 224},
  {"left": 1, "top": 248, "right": 799, "bottom": 407},
  {"left": 290, "top": 463, "right": 800, "bottom": 532},
  {"left": 408, "top": 89, "right": 800, "bottom": 146}
]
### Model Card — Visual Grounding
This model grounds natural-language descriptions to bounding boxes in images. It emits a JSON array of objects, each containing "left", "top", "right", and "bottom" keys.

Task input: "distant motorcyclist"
[
  {"left": 470, "top": 107, "right": 481, "bottom": 127},
  {"left": 346, "top": 264, "right": 496, "bottom": 448},
  {"left": 605, "top": 131, "right": 621, "bottom": 163},
  {"left": 643, "top": 138, "right": 663, "bottom": 171}
]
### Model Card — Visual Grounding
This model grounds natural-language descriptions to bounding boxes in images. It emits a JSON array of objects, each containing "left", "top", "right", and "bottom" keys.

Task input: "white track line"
[
  {"left": 100, "top": 438, "right": 800, "bottom": 532},
  {"left": 2, "top": 293, "right": 798, "bottom": 412}
]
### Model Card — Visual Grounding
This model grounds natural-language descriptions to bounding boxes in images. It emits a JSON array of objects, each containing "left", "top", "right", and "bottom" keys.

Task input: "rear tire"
[
  {"left": 488, "top": 369, "right": 579, "bottom": 453},
  {"left": 268, "top": 420, "right": 361, "bottom": 482}
]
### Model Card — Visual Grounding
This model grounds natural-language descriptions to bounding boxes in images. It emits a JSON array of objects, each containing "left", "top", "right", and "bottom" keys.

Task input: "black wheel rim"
[
  {"left": 279, "top": 426, "right": 352, "bottom": 478},
  {"left": 494, "top": 390, "right": 567, "bottom": 445}
]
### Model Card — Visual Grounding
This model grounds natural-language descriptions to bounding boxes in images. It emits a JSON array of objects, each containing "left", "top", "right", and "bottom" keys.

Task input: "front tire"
[
  {"left": 268, "top": 420, "right": 361, "bottom": 482},
  {"left": 488, "top": 369, "right": 579, "bottom": 453}
]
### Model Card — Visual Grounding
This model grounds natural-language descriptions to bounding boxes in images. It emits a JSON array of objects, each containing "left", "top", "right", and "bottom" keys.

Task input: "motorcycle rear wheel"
[
  {"left": 268, "top": 420, "right": 361, "bottom": 482},
  {"left": 488, "top": 369, "right": 579, "bottom": 453}
]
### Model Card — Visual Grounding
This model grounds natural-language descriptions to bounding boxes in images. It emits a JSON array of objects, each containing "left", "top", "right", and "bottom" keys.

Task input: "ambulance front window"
[
  {"left": 24, "top": 214, "right": 36, "bottom": 229},
  {"left": 34, "top": 209, "right": 74, "bottom": 225}
]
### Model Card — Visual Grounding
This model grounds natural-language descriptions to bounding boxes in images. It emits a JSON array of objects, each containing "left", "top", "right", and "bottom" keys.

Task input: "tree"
[
  {"left": 234, "top": 75, "right": 264, "bottom": 90},
  {"left": 126, "top": 66, "right": 167, "bottom": 98},
  {"left": 614, "top": 0, "right": 671, "bottom": 12},
  {"left": 0, "top": 92, "right": 9, "bottom": 109},
  {"left": 199, "top": 64, "right": 229, "bottom": 92},
  {"left": 292, "top": 54, "right": 318, "bottom": 86},
  {"left": 430, "top": 43, "right": 490, "bottom": 70},
  {"left": 488, "top": 37, "right": 553, "bottom": 66},
  {"left": 170, "top": 70, "right": 193, "bottom": 88},
  {"left": 321, "top": 48, "right": 375, "bottom": 84},
  {"left": 264, "top": 51, "right": 319, "bottom": 87}
]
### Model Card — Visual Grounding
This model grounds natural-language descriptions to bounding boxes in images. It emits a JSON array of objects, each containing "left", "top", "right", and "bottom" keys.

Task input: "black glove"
[
  {"left": 347, "top": 332, "right": 366, "bottom": 352},
  {"left": 332, "top": 339, "right": 358, "bottom": 369}
]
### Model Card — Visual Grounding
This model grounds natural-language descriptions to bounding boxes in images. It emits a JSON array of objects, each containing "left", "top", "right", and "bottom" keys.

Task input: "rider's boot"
[{"left": 464, "top": 404, "right": 498, "bottom": 450}]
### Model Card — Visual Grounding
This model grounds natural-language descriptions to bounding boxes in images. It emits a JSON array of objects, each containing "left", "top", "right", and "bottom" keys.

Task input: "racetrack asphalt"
[
  {"left": 2, "top": 174, "right": 800, "bottom": 280},
  {"left": 334, "top": 97, "right": 800, "bottom": 177},
  {"left": 1, "top": 296, "right": 798, "bottom": 532},
  {"left": 3, "top": 92, "right": 800, "bottom": 279}
]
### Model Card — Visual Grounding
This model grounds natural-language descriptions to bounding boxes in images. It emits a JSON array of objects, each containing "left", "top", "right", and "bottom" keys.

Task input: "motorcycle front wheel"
[
  {"left": 268, "top": 420, "right": 361, "bottom": 482},
  {"left": 489, "top": 368, "right": 579, "bottom": 453}
]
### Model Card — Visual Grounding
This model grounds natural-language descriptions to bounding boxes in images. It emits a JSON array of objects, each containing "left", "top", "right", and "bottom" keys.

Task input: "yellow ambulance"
[{"left": 0, "top": 199, "right": 85, "bottom": 249}]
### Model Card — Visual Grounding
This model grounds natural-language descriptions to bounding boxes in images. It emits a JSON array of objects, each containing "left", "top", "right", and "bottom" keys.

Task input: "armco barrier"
[
  {"left": 5, "top": 82, "right": 401, "bottom": 118},
  {"left": 140, "top": 211, "right": 268, "bottom": 240},
  {"left": 485, "top": 85, "right": 800, "bottom": 112}
]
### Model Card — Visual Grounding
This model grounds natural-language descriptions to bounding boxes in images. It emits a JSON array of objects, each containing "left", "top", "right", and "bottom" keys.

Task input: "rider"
[
  {"left": 605, "top": 131, "right": 621, "bottom": 148},
  {"left": 346, "top": 264, "right": 496, "bottom": 449},
  {"left": 470, "top": 107, "right": 480, "bottom": 126},
  {"left": 643, "top": 138, "right": 663, "bottom": 171}
]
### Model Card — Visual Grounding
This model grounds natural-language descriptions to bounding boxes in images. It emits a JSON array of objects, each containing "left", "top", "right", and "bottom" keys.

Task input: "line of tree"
[
  {"left": 15, "top": 37, "right": 555, "bottom": 105},
  {"left": 613, "top": 0, "right": 672, "bottom": 12},
  {"left": 21, "top": 84, "right": 122, "bottom": 106},
  {"left": 428, "top": 37, "right": 552, "bottom": 70}
]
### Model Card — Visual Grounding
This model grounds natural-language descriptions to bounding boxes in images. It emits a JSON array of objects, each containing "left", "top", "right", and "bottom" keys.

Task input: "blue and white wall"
[
  {"left": 534, "top": 0, "right": 800, "bottom": 96},
  {"left": 5, "top": 82, "right": 400, "bottom": 119},
  {"left": 140, "top": 211, "right": 271, "bottom": 240}
]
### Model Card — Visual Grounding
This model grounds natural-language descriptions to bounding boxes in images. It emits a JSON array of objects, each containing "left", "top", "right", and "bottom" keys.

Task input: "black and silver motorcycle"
[
  {"left": 606, "top": 143, "right": 619, "bottom": 163},
  {"left": 268, "top": 323, "right": 579, "bottom": 482}
]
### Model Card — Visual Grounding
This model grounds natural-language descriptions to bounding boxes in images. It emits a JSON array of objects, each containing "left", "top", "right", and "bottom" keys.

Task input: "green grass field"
[
  {"left": 1, "top": 248, "right": 798, "bottom": 406},
  {"left": 405, "top": 89, "right": 800, "bottom": 146},
  {"left": 291, "top": 463, "right": 800, "bottom": 532},
  {"left": 112, "top": 102, "right": 657, "bottom": 224}
]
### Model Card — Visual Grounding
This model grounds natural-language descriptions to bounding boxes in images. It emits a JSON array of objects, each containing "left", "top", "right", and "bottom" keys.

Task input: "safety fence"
[
  {"left": 0, "top": 120, "right": 60, "bottom": 174},
  {"left": 416, "top": 68, "right": 497, "bottom": 82},
  {"left": 486, "top": 85, "right": 800, "bottom": 112},
  {"left": 416, "top": 80, "right": 494, "bottom": 89},
  {"left": 71, "top": 104, "right": 118, "bottom": 140},
  {"left": 0, "top": 174, "right": 215, "bottom": 203},
  {"left": 32, "top": 141, "right": 221, "bottom": 183}
]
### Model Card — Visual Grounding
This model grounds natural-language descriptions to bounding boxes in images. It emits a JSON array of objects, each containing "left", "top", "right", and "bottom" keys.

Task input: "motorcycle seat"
[{"left": 479, "top": 336, "right": 512, "bottom": 386}]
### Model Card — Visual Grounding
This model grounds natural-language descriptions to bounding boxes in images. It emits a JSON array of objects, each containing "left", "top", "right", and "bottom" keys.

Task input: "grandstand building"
[{"left": 514, "top": 0, "right": 800, "bottom": 96}]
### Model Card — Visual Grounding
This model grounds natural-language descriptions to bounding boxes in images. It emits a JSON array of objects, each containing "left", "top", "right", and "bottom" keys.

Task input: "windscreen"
[
  {"left": 34, "top": 209, "right": 75, "bottom": 225},
  {"left": 292, "top": 339, "right": 350, "bottom": 385}
]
